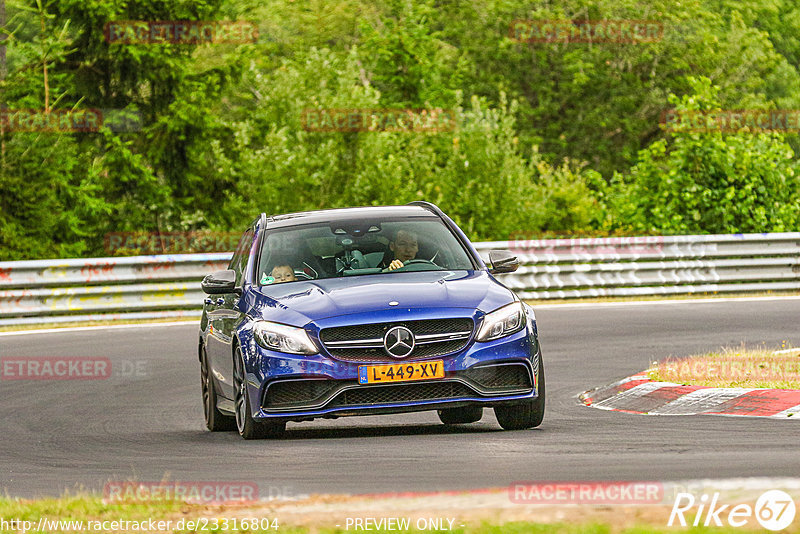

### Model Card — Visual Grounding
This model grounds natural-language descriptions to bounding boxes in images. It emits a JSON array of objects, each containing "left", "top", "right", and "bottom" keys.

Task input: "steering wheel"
[{"left": 381, "top": 258, "right": 438, "bottom": 272}]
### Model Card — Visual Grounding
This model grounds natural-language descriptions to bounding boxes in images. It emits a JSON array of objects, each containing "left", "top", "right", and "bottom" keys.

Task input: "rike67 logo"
[{"left": 669, "top": 490, "right": 796, "bottom": 531}]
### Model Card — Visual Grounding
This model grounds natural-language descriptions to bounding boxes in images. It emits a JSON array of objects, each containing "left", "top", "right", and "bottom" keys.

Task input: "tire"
[
  {"left": 233, "top": 346, "right": 286, "bottom": 440},
  {"left": 201, "top": 345, "right": 235, "bottom": 431},
  {"left": 494, "top": 357, "right": 545, "bottom": 431},
  {"left": 438, "top": 406, "right": 483, "bottom": 425}
]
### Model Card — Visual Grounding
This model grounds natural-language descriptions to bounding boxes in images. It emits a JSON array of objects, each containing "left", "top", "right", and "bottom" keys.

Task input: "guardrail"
[
  {"left": 474, "top": 232, "right": 800, "bottom": 299},
  {"left": 0, "top": 254, "right": 230, "bottom": 326},
  {"left": 0, "top": 233, "right": 798, "bottom": 326}
]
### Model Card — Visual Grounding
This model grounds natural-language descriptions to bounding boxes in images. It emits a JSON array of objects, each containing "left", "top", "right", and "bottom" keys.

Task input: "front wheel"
[
  {"left": 233, "top": 347, "right": 286, "bottom": 440},
  {"left": 494, "top": 357, "right": 545, "bottom": 430},
  {"left": 201, "top": 345, "right": 235, "bottom": 431}
]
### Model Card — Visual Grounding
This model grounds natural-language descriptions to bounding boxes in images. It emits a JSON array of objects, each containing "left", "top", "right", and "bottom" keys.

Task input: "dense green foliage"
[
  {"left": 614, "top": 78, "right": 800, "bottom": 234},
  {"left": 1, "top": 0, "right": 799, "bottom": 259}
]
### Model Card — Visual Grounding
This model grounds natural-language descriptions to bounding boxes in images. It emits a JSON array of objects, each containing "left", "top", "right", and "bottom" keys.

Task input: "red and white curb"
[{"left": 580, "top": 372, "right": 800, "bottom": 418}]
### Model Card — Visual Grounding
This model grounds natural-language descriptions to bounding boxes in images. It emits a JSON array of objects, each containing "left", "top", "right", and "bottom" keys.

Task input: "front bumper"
[{"left": 239, "top": 323, "right": 540, "bottom": 421}]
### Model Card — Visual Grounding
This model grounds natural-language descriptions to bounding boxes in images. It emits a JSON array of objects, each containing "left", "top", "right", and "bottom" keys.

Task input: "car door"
[{"left": 206, "top": 226, "right": 255, "bottom": 399}]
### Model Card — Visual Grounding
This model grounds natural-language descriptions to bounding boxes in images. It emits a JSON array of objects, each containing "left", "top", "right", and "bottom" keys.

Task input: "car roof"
[{"left": 265, "top": 205, "right": 438, "bottom": 229}]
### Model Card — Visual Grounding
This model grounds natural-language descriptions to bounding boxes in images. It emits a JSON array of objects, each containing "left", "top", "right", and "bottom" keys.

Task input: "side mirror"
[
  {"left": 488, "top": 250, "right": 519, "bottom": 274},
  {"left": 201, "top": 269, "right": 239, "bottom": 294}
]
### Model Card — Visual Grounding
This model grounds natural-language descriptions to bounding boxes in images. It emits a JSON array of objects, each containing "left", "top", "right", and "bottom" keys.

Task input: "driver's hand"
[{"left": 387, "top": 259, "right": 404, "bottom": 271}]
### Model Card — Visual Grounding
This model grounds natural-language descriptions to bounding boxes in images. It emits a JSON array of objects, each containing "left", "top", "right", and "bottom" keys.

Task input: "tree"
[{"left": 614, "top": 77, "right": 800, "bottom": 234}]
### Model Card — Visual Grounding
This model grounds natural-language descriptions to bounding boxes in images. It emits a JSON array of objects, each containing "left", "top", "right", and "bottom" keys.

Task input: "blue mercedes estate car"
[{"left": 199, "top": 202, "right": 544, "bottom": 439}]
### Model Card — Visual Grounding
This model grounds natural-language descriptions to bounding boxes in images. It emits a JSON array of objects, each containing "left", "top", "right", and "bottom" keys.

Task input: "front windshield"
[{"left": 256, "top": 216, "right": 475, "bottom": 285}]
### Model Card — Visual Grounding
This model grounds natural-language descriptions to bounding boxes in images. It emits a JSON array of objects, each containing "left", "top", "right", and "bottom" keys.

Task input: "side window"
[
  {"left": 228, "top": 228, "right": 255, "bottom": 286},
  {"left": 238, "top": 228, "right": 256, "bottom": 284}
]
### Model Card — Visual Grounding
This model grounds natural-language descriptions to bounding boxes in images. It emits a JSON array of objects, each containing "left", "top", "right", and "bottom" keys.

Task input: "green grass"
[
  {"left": 0, "top": 496, "right": 778, "bottom": 533},
  {"left": 0, "top": 494, "right": 187, "bottom": 532}
]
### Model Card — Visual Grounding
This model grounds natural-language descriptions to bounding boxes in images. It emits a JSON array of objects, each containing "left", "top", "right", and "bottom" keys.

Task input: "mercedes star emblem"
[{"left": 383, "top": 326, "right": 415, "bottom": 358}]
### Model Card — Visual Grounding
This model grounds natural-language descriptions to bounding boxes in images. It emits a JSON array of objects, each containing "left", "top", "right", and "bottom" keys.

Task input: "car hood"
[{"left": 245, "top": 270, "right": 515, "bottom": 326}]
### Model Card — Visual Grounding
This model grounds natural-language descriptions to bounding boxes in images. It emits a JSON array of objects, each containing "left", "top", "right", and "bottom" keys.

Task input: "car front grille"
[
  {"left": 261, "top": 363, "right": 532, "bottom": 412},
  {"left": 465, "top": 363, "right": 532, "bottom": 391},
  {"left": 329, "top": 382, "right": 474, "bottom": 407},
  {"left": 263, "top": 379, "right": 341, "bottom": 408},
  {"left": 319, "top": 318, "right": 474, "bottom": 363}
]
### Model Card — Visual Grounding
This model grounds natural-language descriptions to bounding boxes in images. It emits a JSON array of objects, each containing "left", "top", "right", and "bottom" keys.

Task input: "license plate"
[{"left": 358, "top": 360, "right": 445, "bottom": 385}]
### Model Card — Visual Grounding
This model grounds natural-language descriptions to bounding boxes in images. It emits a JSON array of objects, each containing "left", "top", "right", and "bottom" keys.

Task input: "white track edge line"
[
  {"left": 0, "top": 320, "right": 198, "bottom": 336},
  {"left": 3, "top": 294, "right": 800, "bottom": 336},
  {"left": 534, "top": 295, "right": 800, "bottom": 309}
]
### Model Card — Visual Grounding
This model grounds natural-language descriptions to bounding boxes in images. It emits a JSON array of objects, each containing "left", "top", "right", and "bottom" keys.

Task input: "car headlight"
[
  {"left": 476, "top": 302, "right": 526, "bottom": 342},
  {"left": 253, "top": 321, "right": 318, "bottom": 355}
]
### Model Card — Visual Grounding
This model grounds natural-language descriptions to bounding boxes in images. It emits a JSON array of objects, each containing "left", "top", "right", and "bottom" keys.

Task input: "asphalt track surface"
[{"left": 1, "top": 298, "right": 799, "bottom": 499}]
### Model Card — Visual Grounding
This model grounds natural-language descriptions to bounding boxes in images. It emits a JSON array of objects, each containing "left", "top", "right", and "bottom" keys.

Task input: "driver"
[{"left": 383, "top": 229, "right": 419, "bottom": 271}]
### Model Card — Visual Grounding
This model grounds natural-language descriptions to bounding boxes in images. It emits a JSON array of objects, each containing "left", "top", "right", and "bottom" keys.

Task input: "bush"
[
  {"left": 613, "top": 77, "right": 800, "bottom": 234},
  {"left": 196, "top": 47, "right": 607, "bottom": 241}
]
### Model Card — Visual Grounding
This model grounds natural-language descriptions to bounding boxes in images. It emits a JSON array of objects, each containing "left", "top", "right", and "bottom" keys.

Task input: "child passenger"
[{"left": 270, "top": 264, "right": 296, "bottom": 283}]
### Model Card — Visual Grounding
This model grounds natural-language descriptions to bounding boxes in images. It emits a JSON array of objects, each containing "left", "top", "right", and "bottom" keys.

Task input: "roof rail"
[{"left": 407, "top": 200, "right": 443, "bottom": 217}]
